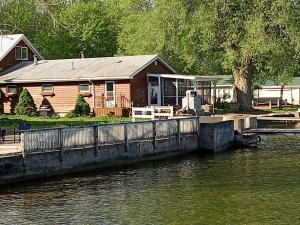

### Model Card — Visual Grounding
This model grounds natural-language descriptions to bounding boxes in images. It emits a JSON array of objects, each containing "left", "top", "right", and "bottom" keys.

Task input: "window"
[
  {"left": 42, "top": 84, "right": 53, "bottom": 92},
  {"left": 7, "top": 85, "right": 17, "bottom": 94},
  {"left": 79, "top": 84, "right": 90, "bottom": 93},
  {"left": 15, "top": 47, "right": 28, "bottom": 60},
  {"left": 105, "top": 81, "right": 115, "bottom": 107}
]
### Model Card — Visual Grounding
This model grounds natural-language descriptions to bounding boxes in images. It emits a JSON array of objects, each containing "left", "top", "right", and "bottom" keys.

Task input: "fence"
[{"left": 21, "top": 117, "right": 201, "bottom": 156}]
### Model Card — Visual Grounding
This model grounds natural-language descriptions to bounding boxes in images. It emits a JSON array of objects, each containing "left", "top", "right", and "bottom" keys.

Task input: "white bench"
[{"left": 132, "top": 106, "right": 174, "bottom": 121}]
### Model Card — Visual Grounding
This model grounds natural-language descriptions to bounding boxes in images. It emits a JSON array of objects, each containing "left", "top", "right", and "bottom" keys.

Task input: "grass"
[{"left": 0, "top": 115, "right": 133, "bottom": 134}]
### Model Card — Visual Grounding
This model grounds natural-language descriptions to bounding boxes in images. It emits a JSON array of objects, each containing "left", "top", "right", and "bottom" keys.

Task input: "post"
[
  {"left": 21, "top": 132, "right": 26, "bottom": 159},
  {"left": 212, "top": 81, "right": 217, "bottom": 115},
  {"left": 176, "top": 78, "right": 179, "bottom": 105},
  {"left": 94, "top": 126, "right": 98, "bottom": 156},
  {"left": 197, "top": 117, "right": 201, "bottom": 148},
  {"left": 177, "top": 119, "right": 181, "bottom": 144},
  {"left": 152, "top": 121, "right": 156, "bottom": 150},
  {"left": 58, "top": 128, "right": 63, "bottom": 162},
  {"left": 124, "top": 123, "right": 129, "bottom": 152}
]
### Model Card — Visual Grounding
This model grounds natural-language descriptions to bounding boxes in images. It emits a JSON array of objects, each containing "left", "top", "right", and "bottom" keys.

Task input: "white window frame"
[
  {"left": 7, "top": 85, "right": 17, "bottom": 94},
  {"left": 105, "top": 81, "right": 116, "bottom": 108},
  {"left": 42, "top": 84, "right": 54, "bottom": 93},
  {"left": 79, "top": 84, "right": 90, "bottom": 93},
  {"left": 147, "top": 75, "right": 161, "bottom": 106},
  {"left": 15, "top": 46, "right": 28, "bottom": 60}
]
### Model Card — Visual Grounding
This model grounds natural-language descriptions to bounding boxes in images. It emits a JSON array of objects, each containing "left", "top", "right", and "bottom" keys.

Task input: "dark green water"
[{"left": 1, "top": 136, "right": 300, "bottom": 225}]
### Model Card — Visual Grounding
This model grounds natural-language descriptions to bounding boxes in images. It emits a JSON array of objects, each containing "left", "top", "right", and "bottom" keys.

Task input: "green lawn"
[{"left": 0, "top": 115, "right": 133, "bottom": 134}]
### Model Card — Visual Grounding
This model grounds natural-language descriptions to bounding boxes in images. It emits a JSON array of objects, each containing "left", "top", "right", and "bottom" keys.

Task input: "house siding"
[
  {"left": 130, "top": 60, "right": 175, "bottom": 107},
  {"left": 0, "top": 59, "right": 174, "bottom": 116},
  {"left": 0, "top": 80, "right": 132, "bottom": 115},
  {"left": 0, "top": 40, "right": 35, "bottom": 72}
]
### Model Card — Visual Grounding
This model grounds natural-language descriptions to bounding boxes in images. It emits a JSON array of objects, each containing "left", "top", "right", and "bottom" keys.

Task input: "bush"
[
  {"left": 215, "top": 98, "right": 230, "bottom": 112},
  {"left": 14, "top": 89, "right": 37, "bottom": 116},
  {"left": 64, "top": 111, "right": 76, "bottom": 118},
  {"left": 73, "top": 96, "right": 91, "bottom": 117}
]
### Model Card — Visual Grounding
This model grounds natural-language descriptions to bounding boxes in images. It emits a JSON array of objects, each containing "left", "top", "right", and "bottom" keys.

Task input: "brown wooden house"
[
  {"left": 0, "top": 54, "right": 178, "bottom": 116},
  {"left": 0, "top": 34, "right": 43, "bottom": 113},
  {"left": 0, "top": 34, "right": 220, "bottom": 117}
]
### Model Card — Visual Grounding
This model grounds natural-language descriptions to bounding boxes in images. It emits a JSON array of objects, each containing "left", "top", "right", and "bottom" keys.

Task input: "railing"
[
  {"left": 21, "top": 117, "right": 201, "bottom": 155},
  {"left": 132, "top": 106, "right": 173, "bottom": 121},
  {"left": 95, "top": 94, "right": 132, "bottom": 109}
]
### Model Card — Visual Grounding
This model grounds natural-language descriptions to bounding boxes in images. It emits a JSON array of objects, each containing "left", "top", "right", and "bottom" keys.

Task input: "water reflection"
[{"left": 0, "top": 136, "right": 300, "bottom": 224}]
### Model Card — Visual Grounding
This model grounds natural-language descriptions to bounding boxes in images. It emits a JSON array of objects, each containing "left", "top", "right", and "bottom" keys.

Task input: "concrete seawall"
[{"left": 0, "top": 118, "right": 235, "bottom": 185}]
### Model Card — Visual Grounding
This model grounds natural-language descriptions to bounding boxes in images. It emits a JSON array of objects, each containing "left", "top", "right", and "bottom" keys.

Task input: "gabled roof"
[
  {"left": 0, "top": 55, "right": 176, "bottom": 83},
  {"left": 0, "top": 34, "right": 44, "bottom": 61}
]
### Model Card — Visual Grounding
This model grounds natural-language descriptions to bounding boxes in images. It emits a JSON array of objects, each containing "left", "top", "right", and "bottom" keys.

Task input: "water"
[{"left": 1, "top": 136, "right": 300, "bottom": 225}]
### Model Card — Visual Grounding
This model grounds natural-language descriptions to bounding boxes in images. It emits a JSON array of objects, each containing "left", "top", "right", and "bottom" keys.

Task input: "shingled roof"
[{"left": 0, "top": 55, "right": 176, "bottom": 83}]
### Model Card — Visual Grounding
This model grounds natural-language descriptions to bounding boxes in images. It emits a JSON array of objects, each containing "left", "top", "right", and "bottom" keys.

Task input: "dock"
[
  {"left": 244, "top": 128, "right": 300, "bottom": 134},
  {"left": 257, "top": 116, "right": 300, "bottom": 122}
]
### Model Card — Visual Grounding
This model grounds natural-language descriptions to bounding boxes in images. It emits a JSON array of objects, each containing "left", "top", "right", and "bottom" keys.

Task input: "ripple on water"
[{"left": 0, "top": 136, "right": 300, "bottom": 225}]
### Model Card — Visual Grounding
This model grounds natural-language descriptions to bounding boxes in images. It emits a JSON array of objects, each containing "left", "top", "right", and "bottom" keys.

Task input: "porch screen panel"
[
  {"left": 163, "top": 78, "right": 176, "bottom": 106},
  {"left": 178, "top": 80, "right": 191, "bottom": 106},
  {"left": 197, "top": 81, "right": 211, "bottom": 104}
]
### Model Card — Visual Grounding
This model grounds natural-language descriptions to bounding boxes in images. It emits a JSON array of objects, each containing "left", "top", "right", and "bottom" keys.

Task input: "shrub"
[
  {"left": 73, "top": 96, "right": 91, "bottom": 116},
  {"left": 64, "top": 111, "right": 76, "bottom": 118},
  {"left": 14, "top": 89, "right": 37, "bottom": 116},
  {"left": 215, "top": 98, "right": 230, "bottom": 112}
]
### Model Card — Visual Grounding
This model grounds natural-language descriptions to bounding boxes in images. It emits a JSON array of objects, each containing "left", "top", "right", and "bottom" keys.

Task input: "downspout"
[{"left": 88, "top": 79, "right": 96, "bottom": 110}]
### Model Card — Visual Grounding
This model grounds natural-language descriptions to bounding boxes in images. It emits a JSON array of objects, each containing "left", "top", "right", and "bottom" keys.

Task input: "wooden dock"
[{"left": 257, "top": 116, "right": 300, "bottom": 122}]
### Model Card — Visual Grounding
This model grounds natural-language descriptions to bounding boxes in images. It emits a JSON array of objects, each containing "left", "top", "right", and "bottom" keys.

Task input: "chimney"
[
  {"left": 33, "top": 55, "right": 38, "bottom": 65},
  {"left": 80, "top": 51, "right": 84, "bottom": 60}
]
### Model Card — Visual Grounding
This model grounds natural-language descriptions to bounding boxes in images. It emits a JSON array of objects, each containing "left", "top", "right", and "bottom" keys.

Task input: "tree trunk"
[
  {"left": 279, "top": 85, "right": 284, "bottom": 110},
  {"left": 232, "top": 54, "right": 253, "bottom": 111}
]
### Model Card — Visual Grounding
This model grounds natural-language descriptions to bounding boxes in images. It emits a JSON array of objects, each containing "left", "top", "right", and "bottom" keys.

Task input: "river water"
[{"left": 0, "top": 136, "right": 300, "bottom": 225}]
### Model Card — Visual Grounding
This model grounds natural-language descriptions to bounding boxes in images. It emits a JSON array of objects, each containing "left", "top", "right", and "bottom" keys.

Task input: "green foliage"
[
  {"left": 1, "top": 0, "right": 300, "bottom": 108},
  {"left": 64, "top": 111, "right": 76, "bottom": 118},
  {"left": 215, "top": 98, "right": 231, "bottom": 113},
  {"left": 14, "top": 89, "right": 37, "bottom": 116},
  {"left": 73, "top": 96, "right": 91, "bottom": 117}
]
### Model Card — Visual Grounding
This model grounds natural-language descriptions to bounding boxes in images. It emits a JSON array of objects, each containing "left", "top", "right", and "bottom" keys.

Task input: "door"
[
  {"left": 148, "top": 85, "right": 161, "bottom": 106},
  {"left": 105, "top": 81, "right": 115, "bottom": 108}
]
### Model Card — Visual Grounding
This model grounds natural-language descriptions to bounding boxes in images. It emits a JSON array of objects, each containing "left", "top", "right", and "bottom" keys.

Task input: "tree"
[
  {"left": 73, "top": 96, "right": 91, "bottom": 117},
  {"left": 118, "top": 0, "right": 300, "bottom": 110},
  {"left": 14, "top": 89, "right": 37, "bottom": 116}
]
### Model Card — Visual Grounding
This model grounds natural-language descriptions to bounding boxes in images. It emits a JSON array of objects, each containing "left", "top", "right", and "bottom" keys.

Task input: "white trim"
[
  {"left": 15, "top": 46, "right": 28, "bottom": 60},
  {"left": 105, "top": 81, "right": 116, "bottom": 108},
  {"left": 0, "top": 77, "right": 133, "bottom": 84},
  {"left": 6, "top": 84, "right": 17, "bottom": 94},
  {"left": 0, "top": 34, "right": 44, "bottom": 62},
  {"left": 129, "top": 55, "right": 176, "bottom": 78},
  {"left": 148, "top": 73, "right": 221, "bottom": 82},
  {"left": 41, "top": 83, "right": 54, "bottom": 92},
  {"left": 147, "top": 77, "right": 161, "bottom": 106},
  {"left": 79, "top": 83, "right": 90, "bottom": 93}
]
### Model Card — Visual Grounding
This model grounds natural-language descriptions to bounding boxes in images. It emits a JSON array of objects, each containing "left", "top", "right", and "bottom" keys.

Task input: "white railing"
[{"left": 132, "top": 106, "right": 173, "bottom": 121}]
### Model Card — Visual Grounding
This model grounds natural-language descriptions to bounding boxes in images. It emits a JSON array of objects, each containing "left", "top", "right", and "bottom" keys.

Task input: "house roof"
[
  {"left": 149, "top": 73, "right": 222, "bottom": 82},
  {"left": 0, "top": 34, "right": 44, "bottom": 62},
  {"left": 216, "top": 75, "right": 233, "bottom": 85},
  {"left": 0, "top": 55, "right": 176, "bottom": 83}
]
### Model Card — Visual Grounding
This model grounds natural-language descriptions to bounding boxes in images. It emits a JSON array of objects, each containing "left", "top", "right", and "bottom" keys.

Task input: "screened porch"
[{"left": 147, "top": 74, "right": 220, "bottom": 107}]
